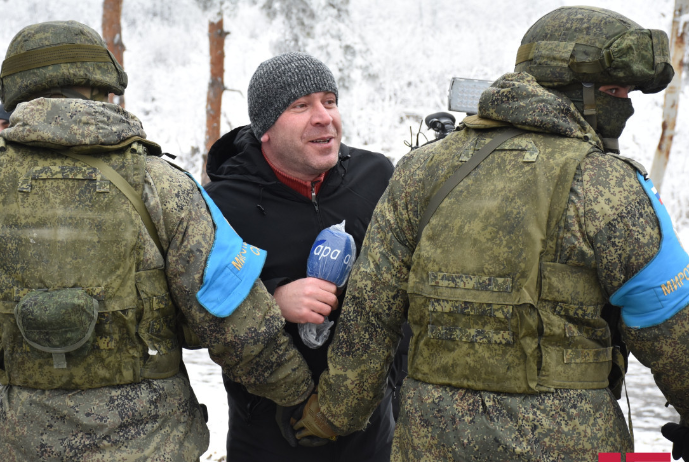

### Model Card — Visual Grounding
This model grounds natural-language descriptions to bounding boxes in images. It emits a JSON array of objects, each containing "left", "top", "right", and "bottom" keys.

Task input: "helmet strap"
[
  {"left": 601, "top": 138, "right": 620, "bottom": 154},
  {"left": 582, "top": 83, "right": 597, "bottom": 130},
  {"left": 582, "top": 82, "right": 622, "bottom": 153}
]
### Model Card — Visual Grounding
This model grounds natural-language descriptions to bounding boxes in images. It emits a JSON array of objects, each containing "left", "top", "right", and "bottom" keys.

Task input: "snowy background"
[{"left": 1, "top": 0, "right": 687, "bottom": 460}]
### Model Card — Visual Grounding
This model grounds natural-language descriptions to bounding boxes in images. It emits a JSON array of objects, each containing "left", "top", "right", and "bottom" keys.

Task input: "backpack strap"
[
  {"left": 416, "top": 127, "right": 524, "bottom": 242},
  {"left": 59, "top": 149, "right": 165, "bottom": 256}
]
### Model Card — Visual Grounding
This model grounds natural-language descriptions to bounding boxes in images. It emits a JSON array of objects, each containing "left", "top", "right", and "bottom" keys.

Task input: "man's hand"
[
  {"left": 273, "top": 278, "right": 338, "bottom": 324},
  {"left": 662, "top": 422, "right": 689, "bottom": 461},
  {"left": 275, "top": 401, "right": 306, "bottom": 448},
  {"left": 292, "top": 394, "right": 338, "bottom": 447}
]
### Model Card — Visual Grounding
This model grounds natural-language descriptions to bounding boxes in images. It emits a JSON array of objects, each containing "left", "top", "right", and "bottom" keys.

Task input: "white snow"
[{"left": 1, "top": 0, "right": 687, "bottom": 459}]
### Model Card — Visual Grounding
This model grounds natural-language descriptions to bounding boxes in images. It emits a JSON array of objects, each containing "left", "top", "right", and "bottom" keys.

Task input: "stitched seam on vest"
[
  {"left": 428, "top": 325, "right": 514, "bottom": 344},
  {"left": 11, "top": 287, "right": 107, "bottom": 302},
  {"left": 563, "top": 347, "right": 612, "bottom": 363},
  {"left": 551, "top": 303, "right": 601, "bottom": 319},
  {"left": 429, "top": 272, "right": 513, "bottom": 292},
  {"left": 428, "top": 299, "right": 513, "bottom": 319},
  {"left": 564, "top": 322, "right": 609, "bottom": 340}
]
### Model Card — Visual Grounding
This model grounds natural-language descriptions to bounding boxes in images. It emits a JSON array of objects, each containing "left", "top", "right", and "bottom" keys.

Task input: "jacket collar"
[
  {"left": 477, "top": 72, "right": 601, "bottom": 147},
  {"left": 0, "top": 98, "right": 149, "bottom": 150}
]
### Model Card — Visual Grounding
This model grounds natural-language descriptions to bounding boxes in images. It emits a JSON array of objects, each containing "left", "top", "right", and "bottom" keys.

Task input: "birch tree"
[{"left": 650, "top": 0, "right": 688, "bottom": 190}]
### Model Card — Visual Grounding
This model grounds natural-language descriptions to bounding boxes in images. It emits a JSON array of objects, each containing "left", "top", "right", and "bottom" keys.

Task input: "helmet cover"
[
  {"left": 515, "top": 6, "right": 674, "bottom": 93},
  {"left": 1, "top": 20, "right": 127, "bottom": 110}
]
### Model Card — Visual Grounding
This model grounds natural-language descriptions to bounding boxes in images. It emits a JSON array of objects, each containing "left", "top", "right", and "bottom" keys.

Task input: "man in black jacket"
[{"left": 204, "top": 52, "right": 399, "bottom": 462}]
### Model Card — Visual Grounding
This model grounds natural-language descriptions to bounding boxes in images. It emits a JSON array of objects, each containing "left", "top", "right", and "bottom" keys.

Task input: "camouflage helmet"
[
  {"left": 0, "top": 20, "right": 127, "bottom": 110},
  {"left": 514, "top": 6, "right": 674, "bottom": 94}
]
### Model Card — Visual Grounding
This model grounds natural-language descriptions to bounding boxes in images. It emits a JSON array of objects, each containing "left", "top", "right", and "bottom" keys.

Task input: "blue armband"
[
  {"left": 187, "top": 174, "right": 266, "bottom": 317},
  {"left": 610, "top": 172, "right": 689, "bottom": 328}
]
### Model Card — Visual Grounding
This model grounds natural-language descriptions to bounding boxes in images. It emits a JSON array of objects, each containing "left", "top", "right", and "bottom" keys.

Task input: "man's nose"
[{"left": 310, "top": 102, "right": 333, "bottom": 125}]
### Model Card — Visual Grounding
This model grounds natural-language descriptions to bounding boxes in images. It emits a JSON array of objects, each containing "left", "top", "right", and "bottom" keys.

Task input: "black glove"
[
  {"left": 275, "top": 401, "right": 306, "bottom": 448},
  {"left": 661, "top": 422, "right": 689, "bottom": 462},
  {"left": 297, "top": 435, "right": 334, "bottom": 448}
]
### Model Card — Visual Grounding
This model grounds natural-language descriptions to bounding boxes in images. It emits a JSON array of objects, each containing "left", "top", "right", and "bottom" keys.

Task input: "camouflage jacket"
[
  {"left": 317, "top": 73, "right": 688, "bottom": 434},
  {"left": 0, "top": 98, "right": 313, "bottom": 405}
]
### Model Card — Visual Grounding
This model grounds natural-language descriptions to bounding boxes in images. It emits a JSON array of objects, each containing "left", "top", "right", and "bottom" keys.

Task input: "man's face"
[
  {"left": 0, "top": 119, "right": 9, "bottom": 132},
  {"left": 599, "top": 84, "right": 633, "bottom": 99},
  {"left": 261, "top": 91, "right": 342, "bottom": 182}
]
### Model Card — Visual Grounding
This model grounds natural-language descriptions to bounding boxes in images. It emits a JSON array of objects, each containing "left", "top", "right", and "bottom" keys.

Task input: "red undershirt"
[{"left": 262, "top": 146, "right": 325, "bottom": 199}]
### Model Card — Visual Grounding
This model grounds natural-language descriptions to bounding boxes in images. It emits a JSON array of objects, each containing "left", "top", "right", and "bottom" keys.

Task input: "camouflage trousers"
[
  {"left": 0, "top": 373, "right": 209, "bottom": 462},
  {"left": 391, "top": 377, "right": 633, "bottom": 462}
]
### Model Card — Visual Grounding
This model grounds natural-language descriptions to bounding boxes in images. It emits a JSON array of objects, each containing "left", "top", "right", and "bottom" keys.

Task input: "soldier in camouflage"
[
  {"left": 0, "top": 21, "right": 312, "bottom": 461},
  {"left": 291, "top": 7, "right": 689, "bottom": 462}
]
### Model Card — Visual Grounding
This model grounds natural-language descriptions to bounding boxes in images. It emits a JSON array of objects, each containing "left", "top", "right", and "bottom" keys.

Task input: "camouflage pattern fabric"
[
  {"left": 0, "top": 98, "right": 313, "bottom": 459},
  {"left": 316, "top": 72, "right": 688, "bottom": 458},
  {"left": 144, "top": 156, "right": 313, "bottom": 406},
  {"left": 2, "top": 98, "right": 146, "bottom": 149},
  {"left": 0, "top": 20, "right": 127, "bottom": 111},
  {"left": 0, "top": 373, "right": 208, "bottom": 462},
  {"left": 391, "top": 377, "right": 632, "bottom": 462},
  {"left": 15, "top": 288, "right": 98, "bottom": 352},
  {"left": 514, "top": 6, "right": 673, "bottom": 94},
  {"left": 478, "top": 72, "right": 599, "bottom": 141},
  {"left": 621, "top": 308, "right": 689, "bottom": 425}
]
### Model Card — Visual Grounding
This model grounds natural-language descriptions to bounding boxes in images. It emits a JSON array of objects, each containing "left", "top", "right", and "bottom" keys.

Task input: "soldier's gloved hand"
[
  {"left": 661, "top": 422, "right": 689, "bottom": 461},
  {"left": 275, "top": 401, "right": 306, "bottom": 448},
  {"left": 292, "top": 394, "right": 338, "bottom": 447}
]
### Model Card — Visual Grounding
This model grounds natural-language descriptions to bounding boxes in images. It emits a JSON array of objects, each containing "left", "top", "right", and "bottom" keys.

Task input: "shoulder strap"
[
  {"left": 416, "top": 128, "right": 523, "bottom": 242},
  {"left": 59, "top": 150, "right": 165, "bottom": 256}
]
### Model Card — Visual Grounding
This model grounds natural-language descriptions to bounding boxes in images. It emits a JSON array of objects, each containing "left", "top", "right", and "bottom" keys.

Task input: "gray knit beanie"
[{"left": 248, "top": 52, "right": 338, "bottom": 140}]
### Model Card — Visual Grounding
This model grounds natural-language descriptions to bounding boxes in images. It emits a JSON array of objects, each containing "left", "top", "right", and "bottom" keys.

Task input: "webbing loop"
[
  {"left": 515, "top": 43, "right": 535, "bottom": 65},
  {"left": 582, "top": 83, "right": 597, "bottom": 130}
]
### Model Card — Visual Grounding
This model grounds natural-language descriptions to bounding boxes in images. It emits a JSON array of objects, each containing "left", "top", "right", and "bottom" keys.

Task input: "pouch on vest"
[
  {"left": 14, "top": 288, "right": 98, "bottom": 369},
  {"left": 135, "top": 268, "right": 181, "bottom": 379}
]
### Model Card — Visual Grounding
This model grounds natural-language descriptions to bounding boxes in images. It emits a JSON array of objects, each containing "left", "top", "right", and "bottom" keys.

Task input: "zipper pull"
[{"left": 311, "top": 182, "right": 319, "bottom": 212}]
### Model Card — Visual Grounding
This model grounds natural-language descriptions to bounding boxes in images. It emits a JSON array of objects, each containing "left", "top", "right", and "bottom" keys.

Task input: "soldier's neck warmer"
[
  {"left": 0, "top": 97, "right": 147, "bottom": 150},
  {"left": 595, "top": 92, "right": 635, "bottom": 140},
  {"left": 554, "top": 85, "right": 635, "bottom": 153},
  {"left": 478, "top": 72, "right": 600, "bottom": 147}
]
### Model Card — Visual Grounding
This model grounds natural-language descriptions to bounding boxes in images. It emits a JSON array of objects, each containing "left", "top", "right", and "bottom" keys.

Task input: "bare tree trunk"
[
  {"left": 203, "top": 15, "right": 228, "bottom": 185},
  {"left": 650, "top": 0, "right": 688, "bottom": 191},
  {"left": 102, "top": 0, "right": 126, "bottom": 108}
]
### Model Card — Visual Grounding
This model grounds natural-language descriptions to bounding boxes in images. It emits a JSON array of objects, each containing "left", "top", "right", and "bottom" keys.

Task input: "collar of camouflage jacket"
[
  {"left": 0, "top": 98, "right": 149, "bottom": 151},
  {"left": 477, "top": 72, "right": 601, "bottom": 148}
]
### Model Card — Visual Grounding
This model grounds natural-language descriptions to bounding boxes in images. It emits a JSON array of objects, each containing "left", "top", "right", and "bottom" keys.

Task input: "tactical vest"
[
  {"left": 407, "top": 126, "right": 612, "bottom": 394},
  {"left": 0, "top": 138, "right": 181, "bottom": 389}
]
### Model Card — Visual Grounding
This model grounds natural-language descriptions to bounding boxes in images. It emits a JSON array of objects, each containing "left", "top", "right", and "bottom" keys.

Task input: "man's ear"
[{"left": 261, "top": 132, "right": 270, "bottom": 143}]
